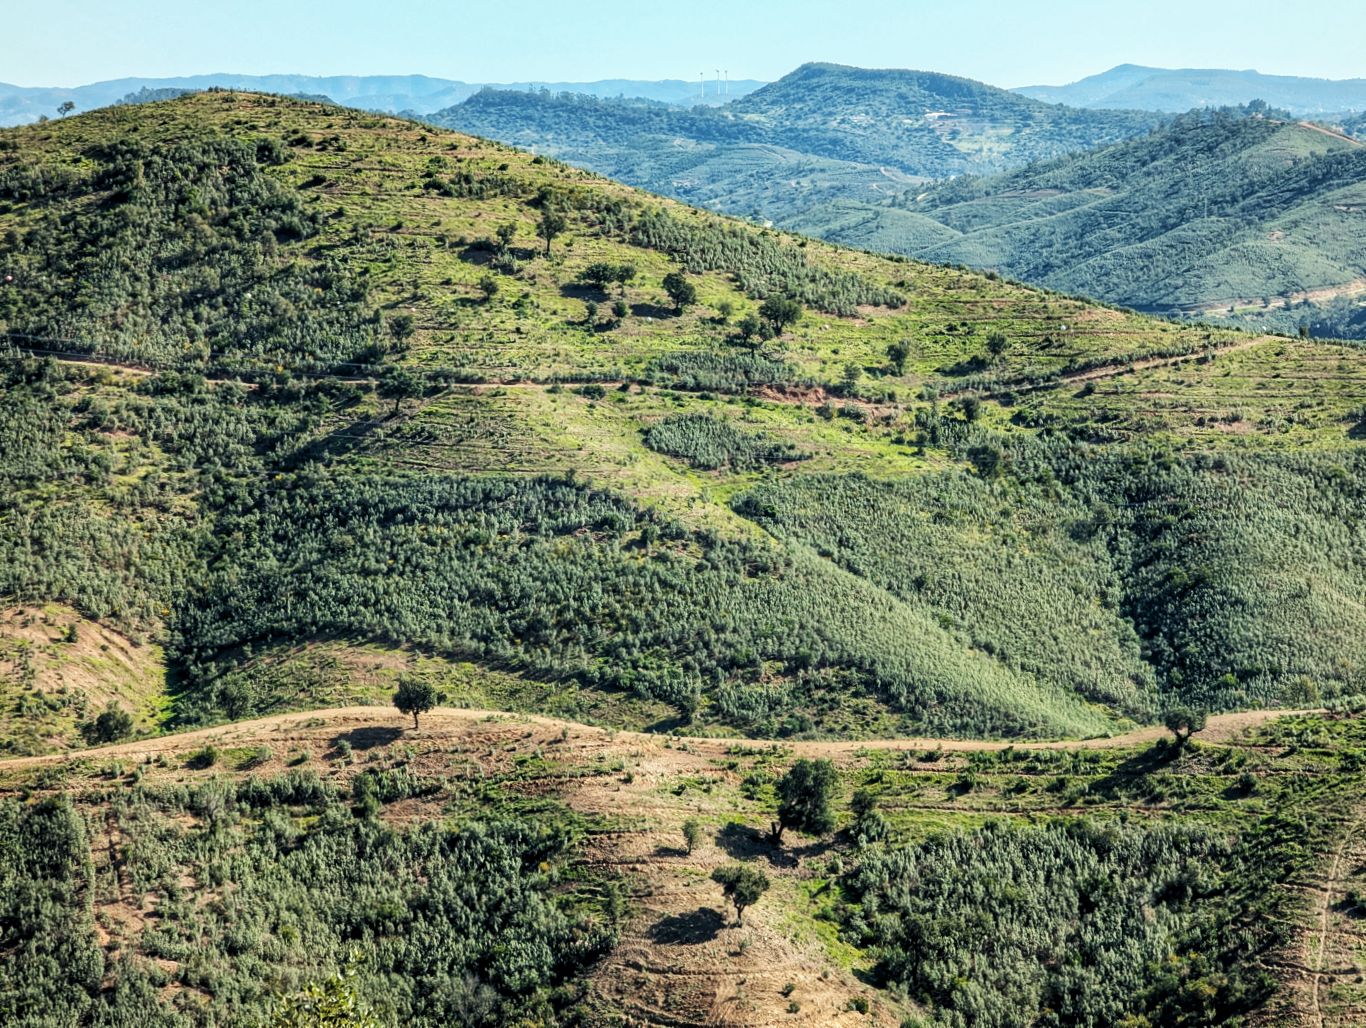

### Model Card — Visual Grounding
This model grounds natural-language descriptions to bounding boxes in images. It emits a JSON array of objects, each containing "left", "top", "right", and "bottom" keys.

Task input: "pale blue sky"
[{"left": 4, "top": 0, "right": 1364, "bottom": 88}]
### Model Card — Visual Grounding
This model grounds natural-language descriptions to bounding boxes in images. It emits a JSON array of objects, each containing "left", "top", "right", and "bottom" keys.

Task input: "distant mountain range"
[
  {"left": 433, "top": 63, "right": 1366, "bottom": 338},
  {"left": 0, "top": 72, "right": 764, "bottom": 126},
  {"left": 810, "top": 108, "right": 1366, "bottom": 337},
  {"left": 1017, "top": 64, "right": 1366, "bottom": 115},
  {"left": 436, "top": 63, "right": 1163, "bottom": 188},
  {"left": 9, "top": 61, "right": 1366, "bottom": 336}
]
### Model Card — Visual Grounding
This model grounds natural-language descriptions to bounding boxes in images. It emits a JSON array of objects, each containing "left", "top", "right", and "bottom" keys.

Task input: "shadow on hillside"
[
  {"left": 558, "top": 282, "right": 608, "bottom": 301},
  {"left": 647, "top": 907, "right": 726, "bottom": 945},
  {"left": 644, "top": 713, "right": 692, "bottom": 734},
  {"left": 333, "top": 726, "right": 403, "bottom": 751},
  {"left": 713, "top": 822, "right": 828, "bottom": 868},
  {"left": 458, "top": 244, "right": 539, "bottom": 267},
  {"left": 1087, "top": 740, "right": 1181, "bottom": 800},
  {"left": 630, "top": 302, "right": 678, "bottom": 320}
]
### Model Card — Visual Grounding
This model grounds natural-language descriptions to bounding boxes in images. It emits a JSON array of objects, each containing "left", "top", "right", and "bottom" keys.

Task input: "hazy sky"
[{"left": 5, "top": 0, "right": 1365, "bottom": 88}]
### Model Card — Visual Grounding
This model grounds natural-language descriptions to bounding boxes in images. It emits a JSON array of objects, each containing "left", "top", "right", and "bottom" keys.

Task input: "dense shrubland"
[
  {"left": 738, "top": 439, "right": 1366, "bottom": 714},
  {"left": 643, "top": 413, "right": 805, "bottom": 470},
  {"left": 627, "top": 209, "right": 903, "bottom": 314},
  {"left": 171, "top": 472, "right": 1107, "bottom": 737},
  {"left": 844, "top": 819, "right": 1261, "bottom": 1027},
  {"left": 0, "top": 359, "right": 330, "bottom": 633},
  {"left": 0, "top": 134, "right": 381, "bottom": 367},
  {"left": 644, "top": 350, "right": 801, "bottom": 392},
  {"left": 0, "top": 777, "right": 616, "bottom": 1026}
]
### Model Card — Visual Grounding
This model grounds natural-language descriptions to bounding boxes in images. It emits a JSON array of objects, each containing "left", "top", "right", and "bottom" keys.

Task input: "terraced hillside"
[
  {"left": 3, "top": 91, "right": 1366, "bottom": 755},
  {"left": 3, "top": 703, "right": 1365, "bottom": 1026},
  {"left": 4, "top": 89, "right": 1366, "bottom": 1027}
]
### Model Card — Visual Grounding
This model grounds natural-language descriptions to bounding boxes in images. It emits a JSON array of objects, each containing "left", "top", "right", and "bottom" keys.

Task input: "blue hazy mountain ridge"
[
  {"left": 436, "top": 63, "right": 1165, "bottom": 182},
  {"left": 0, "top": 72, "right": 765, "bottom": 126},
  {"left": 1018, "top": 64, "right": 1366, "bottom": 114}
]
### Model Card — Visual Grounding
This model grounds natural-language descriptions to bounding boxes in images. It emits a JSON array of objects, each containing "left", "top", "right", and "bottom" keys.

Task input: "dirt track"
[{"left": 0, "top": 703, "right": 1322, "bottom": 770}]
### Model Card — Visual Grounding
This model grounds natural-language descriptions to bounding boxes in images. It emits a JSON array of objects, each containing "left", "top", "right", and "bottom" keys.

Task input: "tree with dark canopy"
[
  {"left": 771, "top": 758, "right": 838, "bottom": 845},
  {"left": 1163, "top": 706, "right": 1207, "bottom": 747},
  {"left": 711, "top": 863, "right": 769, "bottom": 925},
  {"left": 393, "top": 675, "right": 438, "bottom": 730},
  {"left": 759, "top": 296, "right": 802, "bottom": 336},
  {"left": 662, "top": 271, "right": 697, "bottom": 312}
]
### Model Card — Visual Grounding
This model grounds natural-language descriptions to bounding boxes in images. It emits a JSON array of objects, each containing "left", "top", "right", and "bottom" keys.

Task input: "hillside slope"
[
  {"left": 2, "top": 704, "right": 1363, "bottom": 1026},
  {"left": 811, "top": 108, "right": 1366, "bottom": 337},
  {"left": 2, "top": 92, "right": 1366, "bottom": 760}
]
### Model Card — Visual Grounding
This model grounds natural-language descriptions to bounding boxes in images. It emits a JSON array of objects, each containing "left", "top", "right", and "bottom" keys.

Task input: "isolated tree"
[
  {"left": 771, "top": 758, "right": 838, "bottom": 845},
  {"left": 986, "top": 330, "right": 1010, "bottom": 360},
  {"left": 86, "top": 702, "right": 134, "bottom": 744},
  {"left": 716, "top": 300, "right": 735, "bottom": 324},
  {"left": 662, "top": 271, "right": 697, "bottom": 312},
  {"left": 377, "top": 367, "right": 420, "bottom": 416},
  {"left": 580, "top": 262, "right": 617, "bottom": 291},
  {"left": 612, "top": 299, "right": 629, "bottom": 321},
  {"left": 682, "top": 818, "right": 703, "bottom": 855},
  {"left": 580, "top": 261, "right": 636, "bottom": 294},
  {"left": 759, "top": 296, "right": 802, "bottom": 336},
  {"left": 584, "top": 300, "right": 599, "bottom": 325},
  {"left": 954, "top": 395, "right": 982, "bottom": 423},
  {"left": 711, "top": 863, "right": 769, "bottom": 926},
  {"left": 735, "top": 313, "right": 763, "bottom": 348},
  {"left": 886, "top": 340, "right": 911, "bottom": 375},
  {"left": 494, "top": 222, "right": 516, "bottom": 255},
  {"left": 477, "top": 274, "right": 499, "bottom": 302},
  {"left": 394, "top": 675, "right": 438, "bottom": 730},
  {"left": 538, "top": 208, "right": 566, "bottom": 257},
  {"left": 57, "top": 101, "right": 75, "bottom": 118},
  {"left": 386, "top": 313, "right": 416, "bottom": 346},
  {"left": 1163, "top": 706, "right": 1207, "bottom": 746}
]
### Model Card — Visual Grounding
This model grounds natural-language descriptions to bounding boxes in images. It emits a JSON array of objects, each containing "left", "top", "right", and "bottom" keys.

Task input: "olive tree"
[
  {"left": 1163, "top": 706, "right": 1207, "bottom": 746},
  {"left": 771, "top": 758, "right": 838, "bottom": 845},
  {"left": 711, "top": 863, "right": 769, "bottom": 925},
  {"left": 394, "top": 675, "right": 438, "bottom": 730}
]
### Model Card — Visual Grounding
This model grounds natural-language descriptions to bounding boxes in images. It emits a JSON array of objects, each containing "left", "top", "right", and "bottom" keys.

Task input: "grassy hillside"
[
  {"left": 2, "top": 91, "right": 1366, "bottom": 760},
  {"left": 436, "top": 83, "right": 1366, "bottom": 341},
  {"left": 3, "top": 704, "right": 1365, "bottom": 1025},
  {"left": 806, "top": 108, "right": 1366, "bottom": 337}
]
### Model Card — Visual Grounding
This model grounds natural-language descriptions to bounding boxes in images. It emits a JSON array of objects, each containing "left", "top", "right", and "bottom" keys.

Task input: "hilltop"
[
  {"left": 0, "top": 72, "right": 767, "bottom": 127},
  {"left": 436, "top": 63, "right": 1164, "bottom": 195},
  {"left": 441, "top": 79, "right": 1366, "bottom": 340}
]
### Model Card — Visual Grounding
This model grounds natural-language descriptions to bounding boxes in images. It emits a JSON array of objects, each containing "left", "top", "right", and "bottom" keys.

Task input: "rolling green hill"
[
  {"left": 800, "top": 108, "right": 1366, "bottom": 338},
  {"left": 5, "top": 89, "right": 1366, "bottom": 1028},
  {"left": 436, "top": 77, "right": 1366, "bottom": 341},
  {"left": 2, "top": 91, "right": 1365, "bottom": 755}
]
